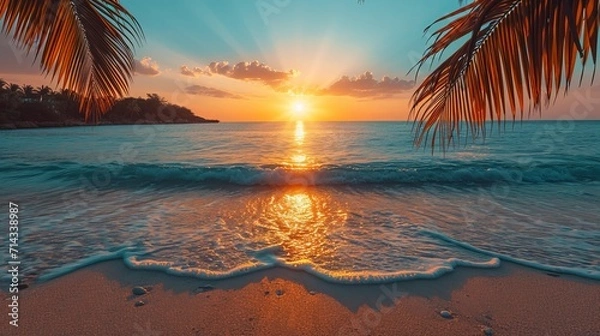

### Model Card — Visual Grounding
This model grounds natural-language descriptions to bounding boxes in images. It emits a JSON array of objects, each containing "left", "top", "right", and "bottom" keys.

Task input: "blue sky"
[
  {"left": 122, "top": 0, "right": 457, "bottom": 75},
  {"left": 113, "top": 0, "right": 460, "bottom": 120}
]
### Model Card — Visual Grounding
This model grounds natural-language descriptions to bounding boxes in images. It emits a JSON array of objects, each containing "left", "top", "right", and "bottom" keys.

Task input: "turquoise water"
[{"left": 1, "top": 121, "right": 599, "bottom": 283}]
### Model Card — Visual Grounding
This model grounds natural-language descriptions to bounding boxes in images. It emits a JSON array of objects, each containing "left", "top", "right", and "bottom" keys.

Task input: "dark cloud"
[
  {"left": 134, "top": 57, "right": 160, "bottom": 76},
  {"left": 184, "top": 85, "right": 243, "bottom": 99},
  {"left": 321, "top": 71, "right": 415, "bottom": 98},
  {"left": 180, "top": 60, "right": 297, "bottom": 89}
]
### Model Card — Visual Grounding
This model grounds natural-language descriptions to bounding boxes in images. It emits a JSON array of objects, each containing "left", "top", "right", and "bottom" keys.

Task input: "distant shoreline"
[
  {"left": 0, "top": 90, "right": 219, "bottom": 130},
  {"left": 0, "top": 119, "right": 219, "bottom": 130}
]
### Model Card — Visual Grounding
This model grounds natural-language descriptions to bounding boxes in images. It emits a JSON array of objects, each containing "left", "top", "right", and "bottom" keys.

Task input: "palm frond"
[
  {"left": 0, "top": 0, "right": 144, "bottom": 120},
  {"left": 411, "top": 0, "right": 599, "bottom": 150}
]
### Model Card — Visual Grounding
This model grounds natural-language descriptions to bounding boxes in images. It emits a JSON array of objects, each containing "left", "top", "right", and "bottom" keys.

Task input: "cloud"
[
  {"left": 184, "top": 85, "right": 243, "bottom": 99},
  {"left": 134, "top": 57, "right": 160, "bottom": 76},
  {"left": 180, "top": 60, "right": 298, "bottom": 89},
  {"left": 180, "top": 65, "right": 211, "bottom": 77},
  {"left": 321, "top": 71, "right": 415, "bottom": 98}
]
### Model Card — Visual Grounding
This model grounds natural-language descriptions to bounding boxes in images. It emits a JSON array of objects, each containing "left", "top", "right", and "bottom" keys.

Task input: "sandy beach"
[{"left": 2, "top": 261, "right": 598, "bottom": 336}]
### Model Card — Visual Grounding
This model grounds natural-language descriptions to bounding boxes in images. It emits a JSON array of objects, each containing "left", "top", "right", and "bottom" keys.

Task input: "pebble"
[
  {"left": 132, "top": 286, "right": 148, "bottom": 295},
  {"left": 195, "top": 284, "right": 215, "bottom": 293},
  {"left": 275, "top": 289, "right": 284, "bottom": 296},
  {"left": 309, "top": 291, "right": 316, "bottom": 295},
  {"left": 483, "top": 327, "right": 494, "bottom": 336},
  {"left": 134, "top": 300, "right": 145, "bottom": 307},
  {"left": 440, "top": 310, "right": 453, "bottom": 319}
]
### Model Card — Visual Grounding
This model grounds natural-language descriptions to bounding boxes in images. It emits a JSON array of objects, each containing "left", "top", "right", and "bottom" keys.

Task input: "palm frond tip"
[
  {"left": 411, "top": 0, "right": 599, "bottom": 150},
  {"left": 0, "top": 0, "right": 144, "bottom": 120}
]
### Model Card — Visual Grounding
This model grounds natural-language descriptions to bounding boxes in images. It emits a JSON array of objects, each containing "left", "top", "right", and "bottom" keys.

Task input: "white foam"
[
  {"left": 120, "top": 253, "right": 500, "bottom": 285},
  {"left": 423, "top": 229, "right": 600, "bottom": 280},
  {"left": 38, "top": 247, "right": 143, "bottom": 282}
]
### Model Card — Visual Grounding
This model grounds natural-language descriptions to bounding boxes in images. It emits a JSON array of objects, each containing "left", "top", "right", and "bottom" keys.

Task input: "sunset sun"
[{"left": 292, "top": 100, "right": 307, "bottom": 118}]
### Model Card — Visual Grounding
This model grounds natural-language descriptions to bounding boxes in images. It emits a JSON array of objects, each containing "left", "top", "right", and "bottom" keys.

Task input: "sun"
[{"left": 291, "top": 100, "right": 307, "bottom": 118}]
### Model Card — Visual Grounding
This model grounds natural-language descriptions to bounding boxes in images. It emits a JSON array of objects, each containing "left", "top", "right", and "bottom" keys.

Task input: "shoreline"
[
  {"left": 3, "top": 260, "right": 599, "bottom": 335},
  {"left": 0, "top": 119, "right": 220, "bottom": 130}
]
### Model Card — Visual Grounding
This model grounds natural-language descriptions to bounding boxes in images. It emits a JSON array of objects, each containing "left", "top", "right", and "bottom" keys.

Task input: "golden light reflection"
[
  {"left": 291, "top": 154, "right": 307, "bottom": 164},
  {"left": 294, "top": 121, "right": 305, "bottom": 145},
  {"left": 288, "top": 121, "right": 310, "bottom": 168},
  {"left": 264, "top": 189, "right": 348, "bottom": 261}
]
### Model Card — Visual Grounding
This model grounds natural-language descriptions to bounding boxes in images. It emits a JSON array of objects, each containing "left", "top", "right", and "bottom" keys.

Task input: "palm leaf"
[
  {"left": 0, "top": 0, "right": 143, "bottom": 120},
  {"left": 411, "top": 0, "right": 599, "bottom": 150}
]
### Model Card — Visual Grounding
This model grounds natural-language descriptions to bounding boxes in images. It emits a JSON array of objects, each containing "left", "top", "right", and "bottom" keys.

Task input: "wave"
[
  {"left": 33, "top": 233, "right": 599, "bottom": 285},
  {"left": 422, "top": 230, "right": 600, "bottom": 280},
  {"left": 5, "top": 159, "right": 600, "bottom": 187},
  {"left": 33, "top": 244, "right": 502, "bottom": 285}
]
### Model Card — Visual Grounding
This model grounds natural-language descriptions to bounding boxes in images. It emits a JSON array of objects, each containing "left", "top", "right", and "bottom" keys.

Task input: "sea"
[{"left": 1, "top": 121, "right": 599, "bottom": 284}]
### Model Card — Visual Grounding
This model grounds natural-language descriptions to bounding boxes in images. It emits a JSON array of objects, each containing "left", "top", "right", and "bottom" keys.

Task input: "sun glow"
[{"left": 291, "top": 100, "right": 307, "bottom": 119}]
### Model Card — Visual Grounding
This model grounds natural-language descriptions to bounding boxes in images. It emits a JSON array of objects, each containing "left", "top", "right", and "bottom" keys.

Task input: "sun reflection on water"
[
  {"left": 291, "top": 154, "right": 307, "bottom": 164},
  {"left": 288, "top": 121, "right": 311, "bottom": 168},
  {"left": 262, "top": 188, "right": 348, "bottom": 261},
  {"left": 294, "top": 121, "right": 305, "bottom": 145}
]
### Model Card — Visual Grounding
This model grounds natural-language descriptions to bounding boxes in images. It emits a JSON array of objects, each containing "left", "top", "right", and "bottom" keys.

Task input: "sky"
[{"left": 1, "top": 0, "right": 599, "bottom": 121}]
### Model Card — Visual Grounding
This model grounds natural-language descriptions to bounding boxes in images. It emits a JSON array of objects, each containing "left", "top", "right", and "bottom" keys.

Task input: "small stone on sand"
[
  {"left": 440, "top": 310, "right": 453, "bottom": 319},
  {"left": 134, "top": 300, "right": 145, "bottom": 307},
  {"left": 195, "top": 284, "right": 215, "bottom": 293},
  {"left": 132, "top": 286, "right": 148, "bottom": 295},
  {"left": 309, "top": 291, "right": 316, "bottom": 295},
  {"left": 483, "top": 327, "right": 494, "bottom": 335},
  {"left": 275, "top": 289, "right": 284, "bottom": 296}
]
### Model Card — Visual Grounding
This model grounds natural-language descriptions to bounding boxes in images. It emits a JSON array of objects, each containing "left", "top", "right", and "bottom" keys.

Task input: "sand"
[{"left": 2, "top": 261, "right": 599, "bottom": 335}]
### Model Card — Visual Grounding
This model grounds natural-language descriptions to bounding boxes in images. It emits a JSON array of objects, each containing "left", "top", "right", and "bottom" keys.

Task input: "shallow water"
[{"left": 1, "top": 121, "right": 599, "bottom": 283}]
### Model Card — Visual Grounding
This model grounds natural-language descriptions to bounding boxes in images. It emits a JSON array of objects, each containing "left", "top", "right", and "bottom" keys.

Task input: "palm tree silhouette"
[
  {"left": 22, "top": 85, "right": 35, "bottom": 99},
  {"left": 36, "top": 85, "right": 53, "bottom": 102},
  {"left": 7, "top": 83, "right": 22, "bottom": 95},
  {"left": 0, "top": 0, "right": 143, "bottom": 121}
]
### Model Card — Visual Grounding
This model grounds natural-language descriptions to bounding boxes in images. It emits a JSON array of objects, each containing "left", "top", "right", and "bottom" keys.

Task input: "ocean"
[{"left": 1, "top": 121, "right": 599, "bottom": 284}]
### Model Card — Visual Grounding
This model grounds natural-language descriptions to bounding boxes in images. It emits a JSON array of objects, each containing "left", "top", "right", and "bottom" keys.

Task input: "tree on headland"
[
  {"left": 0, "top": 0, "right": 144, "bottom": 121},
  {"left": 0, "top": 82, "right": 22, "bottom": 115},
  {"left": 36, "top": 86, "right": 53, "bottom": 102},
  {"left": 21, "top": 85, "right": 35, "bottom": 99},
  {"left": 361, "top": 0, "right": 599, "bottom": 150},
  {"left": 7, "top": 83, "right": 22, "bottom": 95},
  {"left": 0, "top": 81, "right": 217, "bottom": 127}
]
